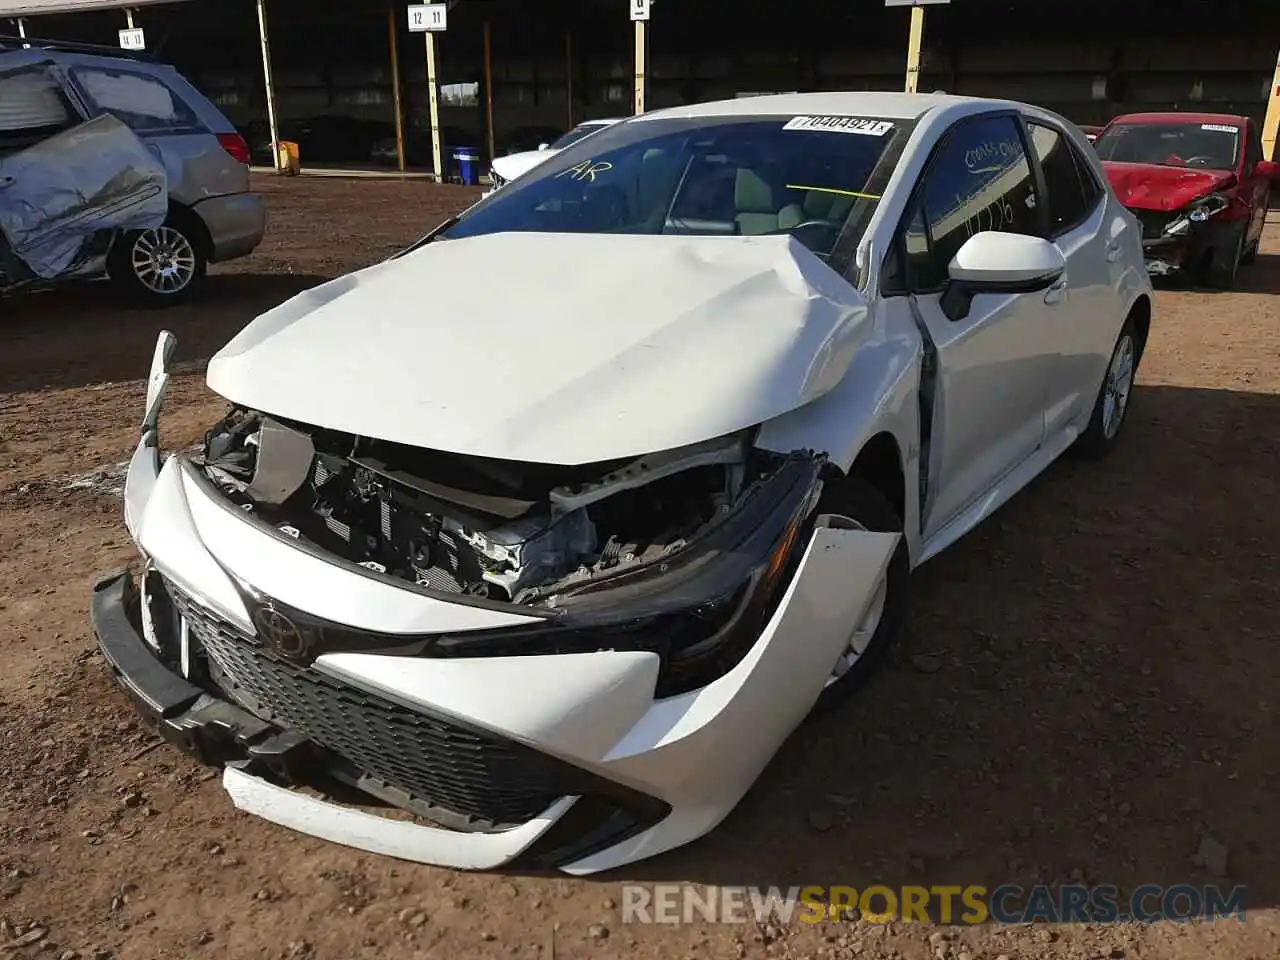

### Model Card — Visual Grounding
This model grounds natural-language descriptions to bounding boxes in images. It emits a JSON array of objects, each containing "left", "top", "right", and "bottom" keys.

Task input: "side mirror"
[
  {"left": 1256, "top": 159, "right": 1280, "bottom": 182},
  {"left": 941, "top": 232, "right": 1066, "bottom": 321},
  {"left": 538, "top": 142, "right": 550, "bottom": 151}
]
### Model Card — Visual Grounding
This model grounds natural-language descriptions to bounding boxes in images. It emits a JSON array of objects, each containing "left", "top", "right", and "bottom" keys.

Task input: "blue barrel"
[{"left": 453, "top": 146, "right": 480, "bottom": 186}]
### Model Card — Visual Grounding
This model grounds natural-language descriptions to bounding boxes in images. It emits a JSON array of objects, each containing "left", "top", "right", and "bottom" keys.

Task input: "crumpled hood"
[
  {"left": 490, "top": 149, "right": 555, "bottom": 183},
  {"left": 1102, "top": 161, "right": 1235, "bottom": 212},
  {"left": 205, "top": 232, "right": 871, "bottom": 464}
]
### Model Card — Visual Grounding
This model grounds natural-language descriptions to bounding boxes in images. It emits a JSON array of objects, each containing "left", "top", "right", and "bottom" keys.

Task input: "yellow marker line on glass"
[{"left": 786, "top": 184, "right": 883, "bottom": 200}]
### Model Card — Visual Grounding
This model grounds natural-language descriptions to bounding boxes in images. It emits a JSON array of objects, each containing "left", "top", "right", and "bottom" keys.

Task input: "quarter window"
[
  {"left": 909, "top": 114, "right": 1041, "bottom": 290},
  {"left": 72, "top": 67, "right": 200, "bottom": 133}
]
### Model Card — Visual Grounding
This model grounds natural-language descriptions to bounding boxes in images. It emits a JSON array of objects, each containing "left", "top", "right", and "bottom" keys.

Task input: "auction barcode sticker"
[
  {"left": 783, "top": 116, "right": 894, "bottom": 136},
  {"left": 1200, "top": 123, "right": 1238, "bottom": 133}
]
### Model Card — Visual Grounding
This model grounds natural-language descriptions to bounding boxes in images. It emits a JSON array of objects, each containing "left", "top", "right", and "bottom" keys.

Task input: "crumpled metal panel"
[{"left": 0, "top": 111, "right": 167, "bottom": 279}]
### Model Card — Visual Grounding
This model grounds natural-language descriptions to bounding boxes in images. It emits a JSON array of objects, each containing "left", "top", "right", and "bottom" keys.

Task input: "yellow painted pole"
[
  {"left": 634, "top": 19, "right": 646, "bottom": 115},
  {"left": 426, "top": 31, "right": 442, "bottom": 181},
  {"left": 256, "top": 0, "right": 281, "bottom": 172},
  {"left": 483, "top": 21, "right": 495, "bottom": 164},
  {"left": 1262, "top": 45, "right": 1280, "bottom": 162},
  {"left": 389, "top": 8, "right": 406, "bottom": 172},
  {"left": 904, "top": 5, "right": 925, "bottom": 93},
  {"left": 125, "top": 7, "right": 135, "bottom": 29}
]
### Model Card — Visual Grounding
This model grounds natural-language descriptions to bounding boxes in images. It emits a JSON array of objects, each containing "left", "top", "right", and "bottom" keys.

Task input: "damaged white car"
[{"left": 93, "top": 91, "right": 1153, "bottom": 875}]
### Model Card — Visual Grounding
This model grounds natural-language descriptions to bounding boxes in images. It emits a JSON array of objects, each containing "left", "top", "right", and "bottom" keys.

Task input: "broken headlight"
[
  {"left": 422, "top": 455, "right": 825, "bottom": 698},
  {"left": 1163, "top": 193, "right": 1230, "bottom": 237}
]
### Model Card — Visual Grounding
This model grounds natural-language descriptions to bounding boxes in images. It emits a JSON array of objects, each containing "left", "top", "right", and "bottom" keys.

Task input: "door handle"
[
  {"left": 1105, "top": 240, "right": 1122, "bottom": 263},
  {"left": 1044, "top": 279, "right": 1068, "bottom": 305}
]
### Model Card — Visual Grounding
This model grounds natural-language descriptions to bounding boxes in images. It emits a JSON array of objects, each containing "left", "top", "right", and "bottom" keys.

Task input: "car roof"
[
  {"left": 638, "top": 90, "right": 989, "bottom": 122},
  {"left": 1108, "top": 111, "right": 1247, "bottom": 127}
]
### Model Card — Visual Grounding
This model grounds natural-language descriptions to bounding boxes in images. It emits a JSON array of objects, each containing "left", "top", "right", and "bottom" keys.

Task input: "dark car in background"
[
  {"left": 243, "top": 115, "right": 395, "bottom": 165},
  {"left": 369, "top": 125, "right": 475, "bottom": 169},
  {"left": 1094, "top": 112, "right": 1279, "bottom": 288}
]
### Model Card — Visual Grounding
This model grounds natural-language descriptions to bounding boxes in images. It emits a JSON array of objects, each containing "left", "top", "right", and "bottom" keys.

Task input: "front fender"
[{"left": 753, "top": 302, "right": 923, "bottom": 562}]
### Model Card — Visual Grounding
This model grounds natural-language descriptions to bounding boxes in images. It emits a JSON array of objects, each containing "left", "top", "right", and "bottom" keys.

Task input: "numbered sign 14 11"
[
  {"left": 407, "top": 3, "right": 447, "bottom": 32},
  {"left": 118, "top": 27, "right": 145, "bottom": 50}
]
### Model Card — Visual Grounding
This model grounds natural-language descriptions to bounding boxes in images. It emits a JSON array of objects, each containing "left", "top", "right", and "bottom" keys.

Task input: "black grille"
[
  {"left": 1133, "top": 209, "right": 1174, "bottom": 240},
  {"left": 167, "top": 587, "right": 564, "bottom": 829}
]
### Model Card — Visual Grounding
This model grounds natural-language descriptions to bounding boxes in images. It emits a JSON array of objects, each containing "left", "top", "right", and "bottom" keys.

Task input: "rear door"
[{"left": 1023, "top": 118, "right": 1114, "bottom": 437}]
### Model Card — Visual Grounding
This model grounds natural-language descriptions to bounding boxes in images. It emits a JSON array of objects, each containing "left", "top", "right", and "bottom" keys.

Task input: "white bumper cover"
[{"left": 124, "top": 353, "right": 896, "bottom": 872}]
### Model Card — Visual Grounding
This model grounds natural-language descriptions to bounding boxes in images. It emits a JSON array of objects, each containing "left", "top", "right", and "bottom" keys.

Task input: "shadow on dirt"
[
  {"left": 1235, "top": 252, "right": 1280, "bottom": 295},
  {"left": 586, "top": 383, "right": 1278, "bottom": 914},
  {"left": 0, "top": 273, "right": 325, "bottom": 395}
]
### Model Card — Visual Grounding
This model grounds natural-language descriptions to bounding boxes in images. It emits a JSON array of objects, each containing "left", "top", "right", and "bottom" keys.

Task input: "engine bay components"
[{"left": 199, "top": 409, "right": 765, "bottom": 604}]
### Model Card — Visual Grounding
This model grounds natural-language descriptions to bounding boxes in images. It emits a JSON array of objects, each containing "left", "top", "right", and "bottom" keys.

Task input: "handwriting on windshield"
[{"left": 556, "top": 160, "right": 613, "bottom": 182}]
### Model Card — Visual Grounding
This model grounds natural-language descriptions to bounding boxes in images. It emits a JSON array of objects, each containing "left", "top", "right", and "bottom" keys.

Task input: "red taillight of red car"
[{"left": 217, "top": 133, "right": 252, "bottom": 165}]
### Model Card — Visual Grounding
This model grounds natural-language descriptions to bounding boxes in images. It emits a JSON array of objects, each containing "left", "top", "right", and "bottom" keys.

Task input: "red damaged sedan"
[{"left": 1092, "top": 112, "right": 1279, "bottom": 287}]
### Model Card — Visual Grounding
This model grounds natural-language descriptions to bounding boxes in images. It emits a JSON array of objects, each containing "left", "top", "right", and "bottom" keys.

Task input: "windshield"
[
  {"left": 1093, "top": 121, "right": 1240, "bottom": 170},
  {"left": 444, "top": 114, "right": 900, "bottom": 259},
  {"left": 548, "top": 123, "right": 610, "bottom": 150}
]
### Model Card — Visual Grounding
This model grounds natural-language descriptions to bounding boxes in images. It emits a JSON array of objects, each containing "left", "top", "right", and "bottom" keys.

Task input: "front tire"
[
  {"left": 811, "top": 478, "right": 910, "bottom": 713},
  {"left": 1202, "top": 224, "right": 1244, "bottom": 290},
  {"left": 108, "top": 217, "right": 207, "bottom": 306},
  {"left": 1074, "top": 315, "right": 1140, "bottom": 459}
]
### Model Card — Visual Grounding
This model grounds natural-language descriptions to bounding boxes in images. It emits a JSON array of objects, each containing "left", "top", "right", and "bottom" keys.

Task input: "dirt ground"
[{"left": 1, "top": 176, "right": 1277, "bottom": 960}]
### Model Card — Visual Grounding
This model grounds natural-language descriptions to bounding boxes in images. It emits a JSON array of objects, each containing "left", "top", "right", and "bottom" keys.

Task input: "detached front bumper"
[
  {"left": 90, "top": 568, "right": 628, "bottom": 871},
  {"left": 96, "top": 333, "right": 898, "bottom": 874}
]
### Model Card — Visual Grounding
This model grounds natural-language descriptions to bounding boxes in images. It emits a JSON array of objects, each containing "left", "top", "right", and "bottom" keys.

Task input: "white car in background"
[
  {"left": 484, "top": 117, "right": 625, "bottom": 195},
  {"left": 95, "top": 91, "right": 1152, "bottom": 876}
]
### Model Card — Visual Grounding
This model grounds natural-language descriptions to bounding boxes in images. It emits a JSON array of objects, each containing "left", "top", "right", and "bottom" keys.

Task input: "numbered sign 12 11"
[{"left": 407, "top": 4, "right": 447, "bottom": 32}]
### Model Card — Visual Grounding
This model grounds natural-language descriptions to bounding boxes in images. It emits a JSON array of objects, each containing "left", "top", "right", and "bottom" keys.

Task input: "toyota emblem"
[{"left": 251, "top": 604, "right": 309, "bottom": 659}]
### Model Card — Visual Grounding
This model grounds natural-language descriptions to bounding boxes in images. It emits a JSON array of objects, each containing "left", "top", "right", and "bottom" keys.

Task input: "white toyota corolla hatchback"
[{"left": 95, "top": 91, "right": 1152, "bottom": 875}]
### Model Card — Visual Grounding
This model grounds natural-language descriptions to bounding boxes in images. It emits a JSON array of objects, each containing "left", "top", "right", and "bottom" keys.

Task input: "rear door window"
[
  {"left": 1243, "top": 122, "right": 1262, "bottom": 175},
  {"left": 1026, "top": 121, "right": 1098, "bottom": 236},
  {"left": 71, "top": 66, "right": 202, "bottom": 134},
  {"left": 0, "top": 68, "right": 78, "bottom": 153}
]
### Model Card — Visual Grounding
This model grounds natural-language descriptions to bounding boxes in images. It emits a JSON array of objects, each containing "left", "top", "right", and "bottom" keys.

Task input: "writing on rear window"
[
  {"left": 782, "top": 116, "right": 894, "bottom": 137},
  {"left": 1200, "top": 124, "right": 1238, "bottom": 134}
]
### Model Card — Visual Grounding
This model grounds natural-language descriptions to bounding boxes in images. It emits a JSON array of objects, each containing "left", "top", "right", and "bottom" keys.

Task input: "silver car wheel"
[
  {"left": 1102, "top": 334, "right": 1136, "bottom": 440},
  {"left": 132, "top": 226, "right": 197, "bottom": 295}
]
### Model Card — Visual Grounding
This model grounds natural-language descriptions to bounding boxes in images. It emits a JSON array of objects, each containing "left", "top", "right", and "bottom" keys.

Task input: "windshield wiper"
[{"left": 392, "top": 215, "right": 459, "bottom": 259}]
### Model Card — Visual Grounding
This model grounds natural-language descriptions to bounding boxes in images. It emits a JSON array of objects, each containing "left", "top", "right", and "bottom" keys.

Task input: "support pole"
[
  {"left": 389, "top": 7, "right": 406, "bottom": 172},
  {"left": 1263, "top": 44, "right": 1280, "bottom": 162},
  {"left": 904, "top": 5, "right": 925, "bottom": 93},
  {"left": 483, "top": 21, "right": 495, "bottom": 164},
  {"left": 633, "top": 19, "right": 646, "bottom": 115},
  {"left": 426, "top": 31, "right": 442, "bottom": 182},
  {"left": 256, "top": 0, "right": 280, "bottom": 172},
  {"left": 125, "top": 8, "right": 135, "bottom": 29},
  {"left": 566, "top": 31, "right": 574, "bottom": 129},
  {"left": 16, "top": 18, "right": 26, "bottom": 41}
]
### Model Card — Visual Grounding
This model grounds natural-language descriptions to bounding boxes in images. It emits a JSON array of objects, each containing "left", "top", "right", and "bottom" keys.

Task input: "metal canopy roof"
[{"left": 1, "top": 0, "right": 191, "bottom": 15}]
